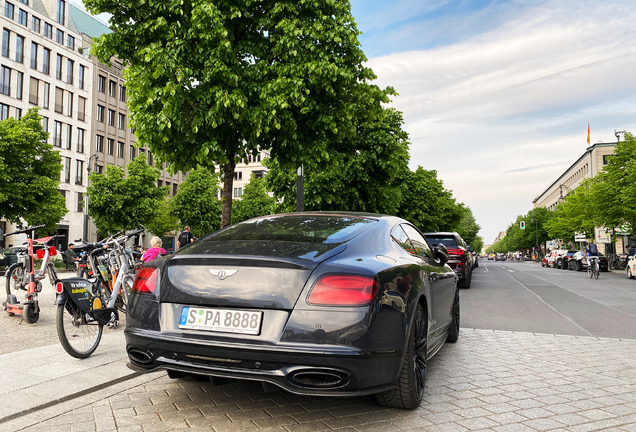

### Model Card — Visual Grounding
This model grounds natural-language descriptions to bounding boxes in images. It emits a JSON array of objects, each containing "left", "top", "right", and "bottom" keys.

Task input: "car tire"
[
  {"left": 446, "top": 290, "right": 460, "bottom": 343},
  {"left": 628, "top": 268, "right": 635, "bottom": 279},
  {"left": 376, "top": 303, "right": 427, "bottom": 410}
]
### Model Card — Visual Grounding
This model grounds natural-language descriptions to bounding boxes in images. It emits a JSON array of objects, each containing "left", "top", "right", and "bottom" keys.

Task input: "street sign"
[
  {"left": 574, "top": 233, "right": 586, "bottom": 242},
  {"left": 595, "top": 227, "right": 611, "bottom": 244}
]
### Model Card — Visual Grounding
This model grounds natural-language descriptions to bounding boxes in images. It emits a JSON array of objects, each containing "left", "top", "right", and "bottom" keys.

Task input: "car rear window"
[
  {"left": 424, "top": 236, "right": 457, "bottom": 248},
  {"left": 206, "top": 215, "right": 377, "bottom": 244}
]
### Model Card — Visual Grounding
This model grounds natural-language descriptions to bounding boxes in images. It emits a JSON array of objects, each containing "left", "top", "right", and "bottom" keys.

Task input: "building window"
[
  {"left": 57, "top": 0, "right": 65, "bottom": 25},
  {"left": 233, "top": 171, "right": 243, "bottom": 181},
  {"left": 129, "top": 145, "right": 135, "bottom": 159},
  {"left": 603, "top": 155, "right": 611, "bottom": 165},
  {"left": 76, "top": 192, "right": 83, "bottom": 211},
  {"left": 15, "top": 34, "right": 24, "bottom": 63},
  {"left": 157, "top": 180, "right": 163, "bottom": 187},
  {"left": 234, "top": 188, "right": 242, "bottom": 197},
  {"left": 63, "top": 157, "right": 70, "bottom": 183},
  {"left": 95, "top": 164, "right": 103, "bottom": 174},
  {"left": 118, "top": 113, "right": 125, "bottom": 129},
  {"left": 66, "top": 59, "right": 73, "bottom": 84},
  {"left": 56, "top": 54, "right": 62, "bottom": 79},
  {"left": 107, "top": 109, "right": 114, "bottom": 126},
  {"left": 98, "top": 75, "right": 105, "bottom": 92},
  {"left": 15, "top": 108, "right": 21, "bottom": 119},
  {"left": 44, "top": 22, "right": 52, "bottom": 39},
  {"left": 0, "top": 103, "right": 8, "bottom": 120},
  {"left": 2, "top": 29, "right": 9, "bottom": 57},
  {"left": 107, "top": 138, "right": 114, "bottom": 155},
  {"left": 56, "top": 29, "right": 63, "bottom": 45},
  {"left": 117, "top": 141, "right": 124, "bottom": 158},
  {"left": 15, "top": 71, "right": 23, "bottom": 100},
  {"left": 42, "top": 48, "right": 50, "bottom": 74},
  {"left": 66, "top": 91, "right": 72, "bottom": 116},
  {"left": 77, "top": 128, "right": 84, "bottom": 153},
  {"left": 54, "top": 87, "right": 63, "bottom": 113},
  {"left": 0, "top": 66, "right": 10, "bottom": 96},
  {"left": 4, "top": 2, "right": 14, "bottom": 20},
  {"left": 78, "top": 65, "right": 85, "bottom": 89},
  {"left": 64, "top": 124, "right": 71, "bottom": 149},
  {"left": 53, "top": 120, "right": 62, "bottom": 147},
  {"left": 31, "top": 16, "right": 40, "bottom": 33},
  {"left": 77, "top": 96, "right": 85, "bottom": 121},
  {"left": 18, "top": 8, "right": 27, "bottom": 26},
  {"left": 96, "top": 134, "right": 104, "bottom": 153},
  {"left": 66, "top": 35, "right": 74, "bottom": 49},
  {"left": 43, "top": 82, "right": 49, "bottom": 108},
  {"left": 96, "top": 105, "right": 104, "bottom": 122},
  {"left": 147, "top": 151, "right": 153, "bottom": 166},
  {"left": 119, "top": 84, "right": 126, "bottom": 101},
  {"left": 173, "top": 183, "right": 177, "bottom": 196},
  {"left": 108, "top": 79, "right": 116, "bottom": 97},
  {"left": 18, "top": 0, "right": 28, "bottom": 4},
  {"left": 30, "top": 42, "right": 37, "bottom": 69},
  {"left": 41, "top": 116, "right": 48, "bottom": 133},
  {"left": 28, "top": 77, "right": 38, "bottom": 105}
]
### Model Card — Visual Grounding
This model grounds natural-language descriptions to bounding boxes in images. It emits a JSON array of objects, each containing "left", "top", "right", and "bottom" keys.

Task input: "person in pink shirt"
[{"left": 142, "top": 236, "right": 167, "bottom": 262}]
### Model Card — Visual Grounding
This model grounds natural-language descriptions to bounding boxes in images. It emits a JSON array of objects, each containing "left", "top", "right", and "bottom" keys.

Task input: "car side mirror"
[{"left": 434, "top": 244, "right": 450, "bottom": 265}]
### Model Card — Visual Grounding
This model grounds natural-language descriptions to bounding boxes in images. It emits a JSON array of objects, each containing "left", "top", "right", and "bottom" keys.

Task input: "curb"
[{"left": 0, "top": 370, "right": 141, "bottom": 424}]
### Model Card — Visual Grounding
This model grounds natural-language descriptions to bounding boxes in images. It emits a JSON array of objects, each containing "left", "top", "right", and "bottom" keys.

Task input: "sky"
[{"left": 350, "top": 0, "right": 636, "bottom": 244}]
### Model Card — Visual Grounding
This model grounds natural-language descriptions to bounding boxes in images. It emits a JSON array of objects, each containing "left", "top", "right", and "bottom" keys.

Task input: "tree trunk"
[{"left": 221, "top": 159, "right": 236, "bottom": 228}]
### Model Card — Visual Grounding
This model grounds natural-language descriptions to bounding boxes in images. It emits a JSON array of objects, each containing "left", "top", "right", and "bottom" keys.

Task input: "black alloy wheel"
[
  {"left": 628, "top": 267, "right": 634, "bottom": 279},
  {"left": 376, "top": 303, "right": 427, "bottom": 409},
  {"left": 446, "top": 289, "right": 460, "bottom": 343}
]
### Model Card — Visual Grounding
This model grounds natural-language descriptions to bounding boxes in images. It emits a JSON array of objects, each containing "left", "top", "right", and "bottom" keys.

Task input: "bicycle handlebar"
[{"left": 5, "top": 224, "right": 47, "bottom": 236}]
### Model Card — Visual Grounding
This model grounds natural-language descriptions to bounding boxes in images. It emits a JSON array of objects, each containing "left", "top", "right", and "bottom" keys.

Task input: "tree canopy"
[
  {"left": 87, "top": 156, "right": 167, "bottom": 234},
  {"left": 0, "top": 108, "right": 66, "bottom": 232},
  {"left": 231, "top": 174, "right": 276, "bottom": 224},
  {"left": 87, "top": 0, "right": 392, "bottom": 227},
  {"left": 170, "top": 167, "right": 222, "bottom": 238}
]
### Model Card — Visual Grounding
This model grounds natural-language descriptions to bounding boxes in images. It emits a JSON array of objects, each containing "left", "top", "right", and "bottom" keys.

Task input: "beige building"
[
  {"left": 532, "top": 141, "right": 631, "bottom": 254},
  {"left": 225, "top": 150, "right": 270, "bottom": 199}
]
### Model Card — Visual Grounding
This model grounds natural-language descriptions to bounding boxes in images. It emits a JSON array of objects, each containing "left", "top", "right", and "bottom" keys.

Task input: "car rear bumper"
[{"left": 125, "top": 328, "right": 402, "bottom": 397}]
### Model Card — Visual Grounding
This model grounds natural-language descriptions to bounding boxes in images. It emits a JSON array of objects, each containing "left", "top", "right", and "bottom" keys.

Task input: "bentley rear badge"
[{"left": 209, "top": 269, "right": 238, "bottom": 280}]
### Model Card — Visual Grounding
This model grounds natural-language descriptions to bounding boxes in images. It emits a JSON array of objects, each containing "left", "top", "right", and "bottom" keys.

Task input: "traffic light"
[{"left": 520, "top": 221, "right": 526, "bottom": 230}]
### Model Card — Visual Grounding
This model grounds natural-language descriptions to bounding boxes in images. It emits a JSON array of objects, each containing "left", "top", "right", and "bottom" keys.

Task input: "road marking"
[
  {"left": 503, "top": 272, "right": 593, "bottom": 336},
  {"left": 508, "top": 270, "right": 514, "bottom": 273}
]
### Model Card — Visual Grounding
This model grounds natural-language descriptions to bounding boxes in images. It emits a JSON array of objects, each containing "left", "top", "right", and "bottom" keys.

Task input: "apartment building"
[
  {"left": 225, "top": 150, "right": 270, "bottom": 199},
  {"left": 0, "top": 0, "right": 102, "bottom": 248}
]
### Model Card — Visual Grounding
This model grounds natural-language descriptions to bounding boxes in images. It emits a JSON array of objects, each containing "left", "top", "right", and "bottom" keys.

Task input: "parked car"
[
  {"left": 546, "top": 250, "right": 566, "bottom": 268},
  {"left": 473, "top": 252, "right": 479, "bottom": 268},
  {"left": 557, "top": 250, "right": 579, "bottom": 270},
  {"left": 1, "top": 246, "right": 27, "bottom": 267},
  {"left": 422, "top": 232, "right": 473, "bottom": 288},
  {"left": 487, "top": 255, "right": 494, "bottom": 260},
  {"left": 627, "top": 255, "right": 636, "bottom": 279},
  {"left": 495, "top": 253, "right": 506, "bottom": 261},
  {"left": 126, "top": 213, "right": 460, "bottom": 410},
  {"left": 541, "top": 255, "right": 550, "bottom": 267},
  {"left": 567, "top": 251, "right": 609, "bottom": 272}
]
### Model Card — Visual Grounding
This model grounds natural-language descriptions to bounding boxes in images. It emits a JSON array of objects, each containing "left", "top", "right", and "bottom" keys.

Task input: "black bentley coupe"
[{"left": 126, "top": 213, "right": 459, "bottom": 409}]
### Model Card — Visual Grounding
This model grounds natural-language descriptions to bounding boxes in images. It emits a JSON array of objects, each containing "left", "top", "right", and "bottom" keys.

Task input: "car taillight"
[
  {"left": 308, "top": 275, "right": 377, "bottom": 306},
  {"left": 55, "top": 282, "right": 64, "bottom": 294},
  {"left": 447, "top": 248, "right": 465, "bottom": 256},
  {"left": 132, "top": 267, "right": 158, "bottom": 295}
]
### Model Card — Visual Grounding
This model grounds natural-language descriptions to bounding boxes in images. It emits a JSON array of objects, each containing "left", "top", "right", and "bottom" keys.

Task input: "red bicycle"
[{"left": 3, "top": 225, "right": 63, "bottom": 324}]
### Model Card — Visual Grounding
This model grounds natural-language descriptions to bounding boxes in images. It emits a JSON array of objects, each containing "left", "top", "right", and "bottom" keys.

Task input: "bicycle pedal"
[{"left": 107, "top": 319, "right": 119, "bottom": 329}]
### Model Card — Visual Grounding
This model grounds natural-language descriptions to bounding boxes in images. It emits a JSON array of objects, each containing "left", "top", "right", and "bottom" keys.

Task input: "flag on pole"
[{"left": 587, "top": 122, "right": 590, "bottom": 145}]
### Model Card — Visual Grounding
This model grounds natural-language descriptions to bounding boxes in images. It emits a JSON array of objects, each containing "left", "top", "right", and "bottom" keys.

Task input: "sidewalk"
[{"left": 0, "top": 331, "right": 145, "bottom": 424}]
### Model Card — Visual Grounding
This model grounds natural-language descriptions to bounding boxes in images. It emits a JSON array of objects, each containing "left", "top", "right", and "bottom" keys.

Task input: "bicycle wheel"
[
  {"left": 595, "top": 266, "right": 599, "bottom": 279},
  {"left": 56, "top": 297, "right": 103, "bottom": 359},
  {"left": 5, "top": 266, "right": 25, "bottom": 316},
  {"left": 587, "top": 266, "right": 593, "bottom": 278},
  {"left": 121, "top": 274, "right": 135, "bottom": 306}
]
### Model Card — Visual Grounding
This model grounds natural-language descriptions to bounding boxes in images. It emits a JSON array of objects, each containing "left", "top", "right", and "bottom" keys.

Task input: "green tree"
[
  {"left": 231, "top": 174, "right": 276, "bottom": 224},
  {"left": 397, "top": 167, "right": 464, "bottom": 233},
  {"left": 87, "top": 156, "right": 167, "bottom": 234},
  {"left": 146, "top": 198, "right": 179, "bottom": 238},
  {"left": 0, "top": 108, "right": 66, "bottom": 231},
  {"left": 87, "top": 0, "right": 391, "bottom": 228},
  {"left": 170, "top": 167, "right": 222, "bottom": 238},
  {"left": 265, "top": 107, "right": 410, "bottom": 214},
  {"left": 455, "top": 206, "right": 481, "bottom": 248},
  {"left": 544, "top": 182, "right": 596, "bottom": 241}
]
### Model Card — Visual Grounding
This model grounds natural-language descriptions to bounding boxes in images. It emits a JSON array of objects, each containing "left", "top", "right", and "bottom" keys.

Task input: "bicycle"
[
  {"left": 55, "top": 230, "right": 141, "bottom": 358},
  {"left": 609, "top": 254, "right": 627, "bottom": 270},
  {"left": 3, "top": 225, "right": 64, "bottom": 324},
  {"left": 587, "top": 256, "right": 600, "bottom": 279}
]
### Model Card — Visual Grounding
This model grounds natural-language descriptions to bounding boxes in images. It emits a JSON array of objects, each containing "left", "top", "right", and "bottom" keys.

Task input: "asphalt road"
[{"left": 462, "top": 258, "right": 636, "bottom": 339}]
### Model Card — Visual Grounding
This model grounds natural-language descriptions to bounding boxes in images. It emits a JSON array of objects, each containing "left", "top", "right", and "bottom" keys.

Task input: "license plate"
[{"left": 179, "top": 307, "right": 262, "bottom": 335}]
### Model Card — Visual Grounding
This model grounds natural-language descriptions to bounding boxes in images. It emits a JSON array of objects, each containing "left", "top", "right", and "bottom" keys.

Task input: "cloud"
[{"left": 363, "top": 0, "right": 636, "bottom": 242}]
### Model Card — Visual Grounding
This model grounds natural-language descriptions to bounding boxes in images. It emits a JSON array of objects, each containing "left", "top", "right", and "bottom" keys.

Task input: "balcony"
[{"left": 28, "top": 94, "right": 38, "bottom": 105}]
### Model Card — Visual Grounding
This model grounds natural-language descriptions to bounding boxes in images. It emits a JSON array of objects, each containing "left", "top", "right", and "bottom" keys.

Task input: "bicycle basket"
[
  {"left": 36, "top": 249, "right": 45, "bottom": 259},
  {"left": 49, "top": 246, "right": 57, "bottom": 256}
]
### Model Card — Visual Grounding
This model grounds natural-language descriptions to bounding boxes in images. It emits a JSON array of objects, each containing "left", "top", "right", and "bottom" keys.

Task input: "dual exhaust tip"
[{"left": 127, "top": 348, "right": 349, "bottom": 389}]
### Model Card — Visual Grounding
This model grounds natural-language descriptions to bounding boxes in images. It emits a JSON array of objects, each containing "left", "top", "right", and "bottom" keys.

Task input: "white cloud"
[{"left": 366, "top": 0, "right": 636, "bottom": 243}]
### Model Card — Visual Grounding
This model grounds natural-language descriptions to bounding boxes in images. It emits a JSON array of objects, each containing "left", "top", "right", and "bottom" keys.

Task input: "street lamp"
[
  {"left": 530, "top": 211, "right": 539, "bottom": 260},
  {"left": 83, "top": 154, "right": 99, "bottom": 241},
  {"left": 615, "top": 129, "right": 626, "bottom": 142}
]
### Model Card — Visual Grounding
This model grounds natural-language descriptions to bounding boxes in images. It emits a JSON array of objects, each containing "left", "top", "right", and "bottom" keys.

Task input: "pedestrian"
[
  {"left": 178, "top": 226, "right": 194, "bottom": 250},
  {"left": 64, "top": 243, "right": 79, "bottom": 271},
  {"left": 626, "top": 245, "right": 635, "bottom": 258},
  {"left": 141, "top": 237, "right": 167, "bottom": 262}
]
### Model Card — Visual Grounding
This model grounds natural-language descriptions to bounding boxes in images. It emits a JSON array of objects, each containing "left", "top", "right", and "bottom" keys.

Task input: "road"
[{"left": 464, "top": 258, "right": 636, "bottom": 339}]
